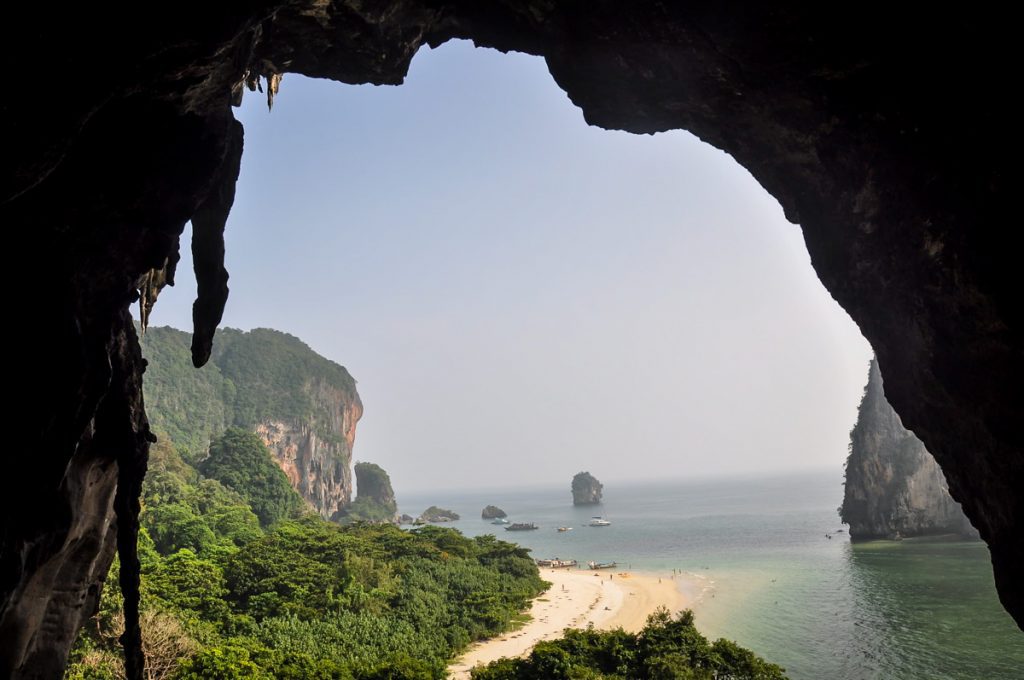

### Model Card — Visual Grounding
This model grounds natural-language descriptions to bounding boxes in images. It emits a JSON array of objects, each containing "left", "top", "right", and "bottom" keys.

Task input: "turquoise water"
[{"left": 400, "top": 471, "right": 1024, "bottom": 679}]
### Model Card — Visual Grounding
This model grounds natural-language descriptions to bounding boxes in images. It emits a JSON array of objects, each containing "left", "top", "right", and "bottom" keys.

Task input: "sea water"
[{"left": 399, "top": 471, "right": 1024, "bottom": 679}]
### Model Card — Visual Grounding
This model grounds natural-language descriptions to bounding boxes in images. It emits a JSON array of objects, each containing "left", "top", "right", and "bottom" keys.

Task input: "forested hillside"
[
  {"left": 140, "top": 326, "right": 363, "bottom": 518},
  {"left": 66, "top": 435, "right": 546, "bottom": 679}
]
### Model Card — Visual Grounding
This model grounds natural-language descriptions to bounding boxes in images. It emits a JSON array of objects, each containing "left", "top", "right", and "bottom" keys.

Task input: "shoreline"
[{"left": 447, "top": 569, "right": 697, "bottom": 679}]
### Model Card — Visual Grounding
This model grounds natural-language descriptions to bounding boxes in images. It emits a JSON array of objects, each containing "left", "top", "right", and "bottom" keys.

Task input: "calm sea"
[{"left": 399, "top": 471, "right": 1024, "bottom": 679}]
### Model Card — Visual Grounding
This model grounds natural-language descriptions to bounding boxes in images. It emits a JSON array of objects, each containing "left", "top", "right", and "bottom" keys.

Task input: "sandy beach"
[{"left": 448, "top": 569, "right": 693, "bottom": 678}]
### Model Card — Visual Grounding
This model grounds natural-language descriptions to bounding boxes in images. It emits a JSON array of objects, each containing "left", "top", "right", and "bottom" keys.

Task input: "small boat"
[
  {"left": 505, "top": 522, "right": 539, "bottom": 531},
  {"left": 587, "top": 560, "right": 617, "bottom": 570},
  {"left": 536, "top": 558, "right": 578, "bottom": 568},
  {"left": 557, "top": 526, "right": 573, "bottom": 532},
  {"left": 589, "top": 517, "right": 611, "bottom": 527},
  {"left": 491, "top": 518, "right": 510, "bottom": 525}
]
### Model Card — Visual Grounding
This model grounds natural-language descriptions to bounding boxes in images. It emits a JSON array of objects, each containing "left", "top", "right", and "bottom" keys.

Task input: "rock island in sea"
[
  {"left": 840, "top": 358, "right": 977, "bottom": 540},
  {"left": 419, "top": 506, "right": 460, "bottom": 523},
  {"left": 572, "top": 471, "right": 603, "bottom": 505},
  {"left": 481, "top": 505, "right": 507, "bottom": 519}
]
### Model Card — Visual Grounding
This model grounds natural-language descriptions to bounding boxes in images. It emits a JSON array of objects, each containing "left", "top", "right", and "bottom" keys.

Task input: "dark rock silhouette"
[
  {"left": 481, "top": 505, "right": 507, "bottom": 519},
  {"left": 572, "top": 472, "right": 604, "bottom": 506}
]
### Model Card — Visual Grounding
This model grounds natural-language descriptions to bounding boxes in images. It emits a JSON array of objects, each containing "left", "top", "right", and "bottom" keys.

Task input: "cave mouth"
[
  {"left": 4, "top": 6, "right": 1021, "bottom": 679},
  {"left": 151, "top": 40, "right": 874, "bottom": 493}
]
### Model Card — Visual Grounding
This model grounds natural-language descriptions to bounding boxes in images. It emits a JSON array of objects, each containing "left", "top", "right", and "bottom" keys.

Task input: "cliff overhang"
[{"left": 3, "top": 4, "right": 1022, "bottom": 676}]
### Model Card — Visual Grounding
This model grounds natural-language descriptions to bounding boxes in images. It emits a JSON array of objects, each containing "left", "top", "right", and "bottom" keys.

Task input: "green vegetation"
[
  {"left": 67, "top": 435, "right": 546, "bottom": 680},
  {"left": 141, "top": 326, "right": 359, "bottom": 460},
  {"left": 199, "top": 428, "right": 305, "bottom": 526},
  {"left": 340, "top": 497, "right": 398, "bottom": 523},
  {"left": 212, "top": 328, "right": 358, "bottom": 442},
  {"left": 470, "top": 609, "right": 787, "bottom": 680},
  {"left": 140, "top": 326, "right": 234, "bottom": 459}
]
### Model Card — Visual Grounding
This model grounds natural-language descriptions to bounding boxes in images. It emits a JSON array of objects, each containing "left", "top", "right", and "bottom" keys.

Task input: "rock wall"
[
  {"left": 253, "top": 377, "right": 362, "bottom": 520},
  {"left": 841, "top": 360, "right": 977, "bottom": 540},
  {"left": 254, "top": 408, "right": 358, "bottom": 519},
  {"left": 5, "top": 4, "right": 1024, "bottom": 676}
]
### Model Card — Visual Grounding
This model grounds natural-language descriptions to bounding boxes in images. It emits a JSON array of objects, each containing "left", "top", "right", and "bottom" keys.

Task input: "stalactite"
[
  {"left": 136, "top": 250, "right": 180, "bottom": 334},
  {"left": 190, "top": 120, "right": 244, "bottom": 368},
  {"left": 265, "top": 72, "right": 282, "bottom": 109},
  {"left": 114, "top": 439, "right": 147, "bottom": 680}
]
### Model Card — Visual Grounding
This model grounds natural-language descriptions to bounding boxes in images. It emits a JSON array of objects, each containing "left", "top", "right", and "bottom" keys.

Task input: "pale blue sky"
[{"left": 149, "top": 40, "right": 873, "bottom": 494}]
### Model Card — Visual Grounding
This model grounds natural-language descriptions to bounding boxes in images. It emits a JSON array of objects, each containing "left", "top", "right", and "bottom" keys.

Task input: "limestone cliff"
[
  {"left": 254, "top": 405, "right": 357, "bottom": 521},
  {"left": 572, "top": 472, "right": 604, "bottom": 506},
  {"left": 142, "top": 326, "right": 362, "bottom": 520},
  {"left": 841, "top": 360, "right": 977, "bottom": 540},
  {"left": 336, "top": 462, "right": 398, "bottom": 523}
]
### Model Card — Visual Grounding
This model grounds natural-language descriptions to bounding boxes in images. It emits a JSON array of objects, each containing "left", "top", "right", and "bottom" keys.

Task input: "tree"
[
  {"left": 96, "top": 610, "right": 198, "bottom": 680},
  {"left": 143, "top": 502, "right": 216, "bottom": 554},
  {"left": 470, "top": 609, "right": 788, "bottom": 679},
  {"left": 145, "top": 549, "right": 230, "bottom": 622},
  {"left": 200, "top": 428, "right": 305, "bottom": 526},
  {"left": 174, "top": 644, "right": 271, "bottom": 680}
]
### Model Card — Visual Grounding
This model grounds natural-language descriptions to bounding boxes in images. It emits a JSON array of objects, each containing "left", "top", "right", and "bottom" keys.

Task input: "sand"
[{"left": 447, "top": 569, "right": 692, "bottom": 678}]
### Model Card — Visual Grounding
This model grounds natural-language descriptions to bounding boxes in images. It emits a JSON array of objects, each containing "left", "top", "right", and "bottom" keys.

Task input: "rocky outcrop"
[
  {"left": 481, "top": 505, "right": 507, "bottom": 519},
  {"left": 335, "top": 462, "right": 398, "bottom": 523},
  {"left": 419, "top": 506, "right": 460, "bottom": 523},
  {"left": 6, "top": 5, "right": 1024, "bottom": 675},
  {"left": 572, "top": 472, "right": 603, "bottom": 506},
  {"left": 841, "top": 360, "right": 978, "bottom": 540}
]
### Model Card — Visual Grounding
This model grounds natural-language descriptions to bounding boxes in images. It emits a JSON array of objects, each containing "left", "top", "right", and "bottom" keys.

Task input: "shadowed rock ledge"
[{"left": 3, "top": 3, "right": 1022, "bottom": 676}]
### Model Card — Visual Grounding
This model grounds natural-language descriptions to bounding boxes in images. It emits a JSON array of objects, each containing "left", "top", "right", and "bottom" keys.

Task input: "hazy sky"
[{"left": 148, "top": 40, "right": 873, "bottom": 494}]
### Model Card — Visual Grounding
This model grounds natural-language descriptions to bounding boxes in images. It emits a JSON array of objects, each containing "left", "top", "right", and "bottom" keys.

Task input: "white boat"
[
  {"left": 537, "top": 558, "right": 578, "bottom": 568},
  {"left": 589, "top": 517, "right": 611, "bottom": 527},
  {"left": 557, "top": 526, "right": 573, "bottom": 532}
]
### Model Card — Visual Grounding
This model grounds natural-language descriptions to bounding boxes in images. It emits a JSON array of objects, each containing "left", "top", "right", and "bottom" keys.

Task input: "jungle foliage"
[
  {"left": 66, "top": 433, "right": 545, "bottom": 680},
  {"left": 140, "top": 326, "right": 359, "bottom": 460},
  {"left": 470, "top": 608, "right": 788, "bottom": 680}
]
